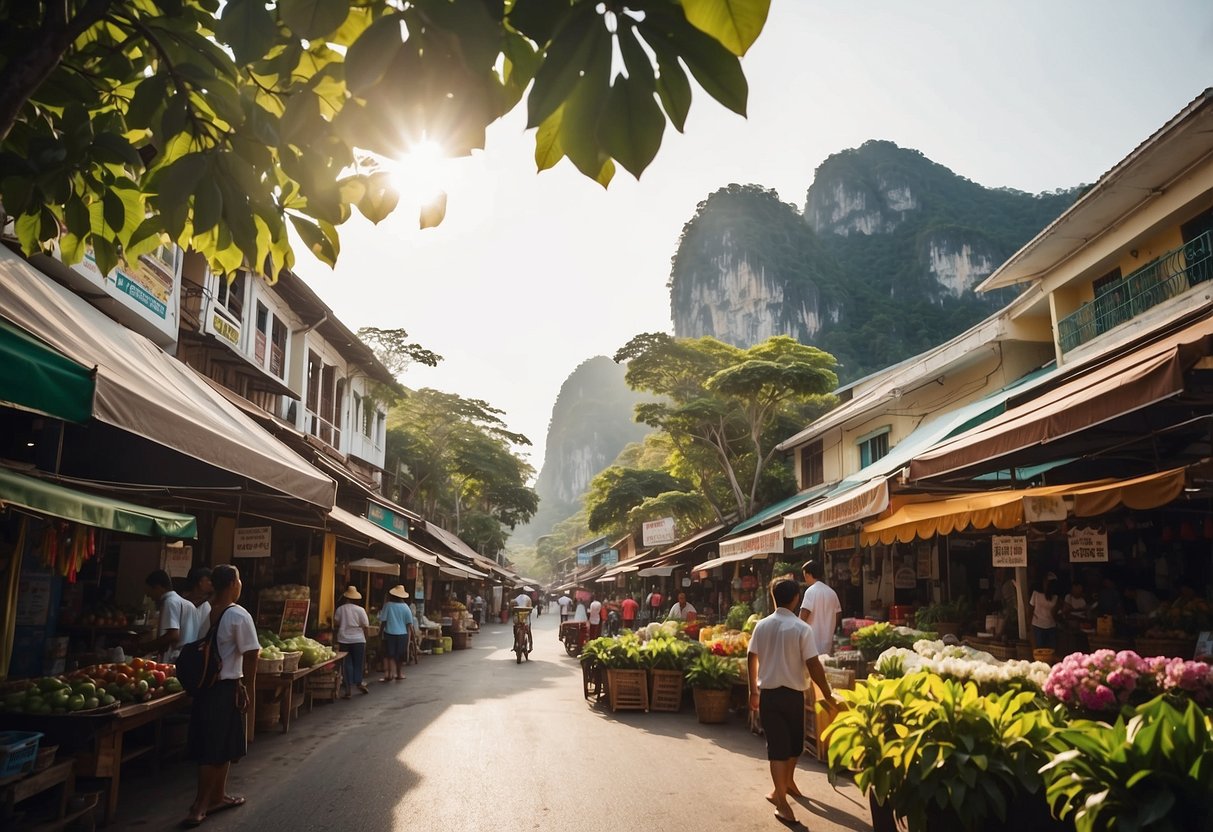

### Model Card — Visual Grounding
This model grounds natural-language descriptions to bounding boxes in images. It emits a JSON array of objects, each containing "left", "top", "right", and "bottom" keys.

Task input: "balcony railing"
[{"left": 1057, "top": 231, "right": 1212, "bottom": 353}]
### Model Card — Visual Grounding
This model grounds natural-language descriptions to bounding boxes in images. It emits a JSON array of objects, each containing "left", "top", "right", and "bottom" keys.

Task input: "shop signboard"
[
  {"left": 894, "top": 566, "right": 918, "bottom": 590},
  {"left": 719, "top": 526, "right": 785, "bottom": 559},
  {"left": 1067, "top": 528, "right": 1109, "bottom": 563},
  {"left": 991, "top": 535, "right": 1028, "bottom": 568},
  {"left": 600, "top": 548, "right": 619, "bottom": 566},
  {"left": 163, "top": 544, "right": 193, "bottom": 578},
  {"left": 206, "top": 306, "right": 241, "bottom": 350},
  {"left": 792, "top": 533, "right": 819, "bottom": 549},
  {"left": 1024, "top": 495, "right": 1067, "bottom": 523},
  {"left": 279, "top": 599, "right": 310, "bottom": 638},
  {"left": 367, "top": 501, "right": 409, "bottom": 539},
  {"left": 784, "top": 479, "right": 889, "bottom": 538},
  {"left": 642, "top": 517, "right": 677, "bottom": 546},
  {"left": 56, "top": 242, "right": 181, "bottom": 347},
  {"left": 824, "top": 533, "right": 857, "bottom": 553},
  {"left": 916, "top": 543, "right": 933, "bottom": 579},
  {"left": 234, "top": 525, "right": 272, "bottom": 558}
]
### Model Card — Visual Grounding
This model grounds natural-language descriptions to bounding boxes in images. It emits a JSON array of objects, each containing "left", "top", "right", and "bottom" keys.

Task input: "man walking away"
[
  {"left": 588, "top": 596, "right": 603, "bottom": 639},
  {"left": 557, "top": 593, "right": 573, "bottom": 623},
  {"left": 748, "top": 579, "right": 836, "bottom": 825},
  {"left": 799, "top": 560, "right": 842, "bottom": 658},
  {"left": 620, "top": 594, "right": 639, "bottom": 631}
]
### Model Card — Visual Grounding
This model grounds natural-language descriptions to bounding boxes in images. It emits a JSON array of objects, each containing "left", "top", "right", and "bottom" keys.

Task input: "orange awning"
[
  {"left": 860, "top": 467, "right": 1187, "bottom": 546},
  {"left": 908, "top": 316, "right": 1213, "bottom": 481}
]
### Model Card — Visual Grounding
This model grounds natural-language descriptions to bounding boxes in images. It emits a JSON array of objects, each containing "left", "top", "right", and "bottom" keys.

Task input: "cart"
[{"left": 560, "top": 621, "right": 588, "bottom": 657}]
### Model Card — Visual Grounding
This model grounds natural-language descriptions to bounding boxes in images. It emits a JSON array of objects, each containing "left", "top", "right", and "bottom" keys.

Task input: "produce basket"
[
  {"left": 692, "top": 688, "right": 730, "bottom": 724},
  {"left": 280, "top": 651, "right": 303, "bottom": 673},
  {"left": 257, "top": 656, "right": 284, "bottom": 675},
  {"left": 648, "top": 669, "right": 683, "bottom": 712},
  {"left": 0, "top": 731, "right": 43, "bottom": 781},
  {"left": 606, "top": 669, "right": 648, "bottom": 713},
  {"left": 33, "top": 743, "right": 59, "bottom": 773},
  {"left": 254, "top": 700, "right": 280, "bottom": 729}
]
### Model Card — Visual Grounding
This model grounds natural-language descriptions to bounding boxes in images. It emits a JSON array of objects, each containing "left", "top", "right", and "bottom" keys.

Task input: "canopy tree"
[
  {"left": 385, "top": 387, "right": 537, "bottom": 556},
  {"left": 0, "top": 0, "right": 771, "bottom": 281},
  {"left": 608, "top": 333, "right": 838, "bottom": 524}
]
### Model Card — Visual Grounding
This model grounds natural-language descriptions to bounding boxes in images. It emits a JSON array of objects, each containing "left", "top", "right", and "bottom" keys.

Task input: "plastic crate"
[{"left": 0, "top": 731, "right": 43, "bottom": 780}]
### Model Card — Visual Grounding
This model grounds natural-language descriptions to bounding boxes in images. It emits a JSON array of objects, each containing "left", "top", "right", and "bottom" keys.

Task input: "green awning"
[
  {"left": 0, "top": 318, "right": 94, "bottom": 423},
  {"left": 730, "top": 483, "right": 835, "bottom": 536},
  {"left": 0, "top": 468, "right": 196, "bottom": 538}
]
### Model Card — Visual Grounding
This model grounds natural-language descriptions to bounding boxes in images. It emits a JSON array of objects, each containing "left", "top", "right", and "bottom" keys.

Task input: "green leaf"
[
  {"left": 125, "top": 217, "right": 167, "bottom": 260},
  {"left": 681, "top": 0, "right": 771, "bottom": 57},
  {"left": 525, "top": 4, "right": 605, "bottom": 129},
  {"left": 508, "top": 0, "right": 571, "bottom": 45},
  {"left": 533, "top": 105, "right": 564, "bottom": 171},
  {"left": 288, "top": 214, "right": 337, "bottom": 267},
  {"left": 279, "top": 0, "right": 351, "bottom": 39},
  {"left": 598, "top": 74, "right": 665, "bottom": 178},
  {"left": 14, "top": 211, "right": 41, "bottom": 254},
  {"left": 216, "top": 0, "right": 279, "bottom": 65},
  {"left": 651, "top": 42, "right": 692, "bottom": 132},
  {"left": 343, "top": 13, "right": 405, "bottom": 94},
  {"left": 92, "top": 133, "right": 143, "bottom": 170},
  {"left": 64, "top": 197, "right": 90, "bottom": 239},
  {"left": 419, "top": 190, "right": 447, "bottom": 229},
  {"left": 193, "top": 174, "right": 224, "bottom": 233},
  {"left": 640, "top": 12, "right": 748, "bottom": 116},
  {"left": 90, "top": 235, "right": 120, "bottom": 277},
  {"left": 356, "top": 171, "right": 399, "bottom": 225}
]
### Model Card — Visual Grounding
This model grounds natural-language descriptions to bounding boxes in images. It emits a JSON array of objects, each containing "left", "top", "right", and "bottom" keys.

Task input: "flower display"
[
  {"left": 874, "top": 639, "right": 1051, "bottom": 693},
  {"left": 1152, "top": 597, "right": 1213, "bottom": 634},
  {"left": 1043, "top": 649, "right": 1213, "bottom": 712}
]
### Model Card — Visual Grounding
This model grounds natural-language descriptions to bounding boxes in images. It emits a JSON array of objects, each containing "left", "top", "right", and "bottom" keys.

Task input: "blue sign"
[
  {"left": 792, "top": 533, "right": 820, "bottom": 549},
  {"left": 600, "top": 549, "right": 619, "bottom": 566},
  {"left": 367, "top": 501, "right": 409, "bottom": 538}
]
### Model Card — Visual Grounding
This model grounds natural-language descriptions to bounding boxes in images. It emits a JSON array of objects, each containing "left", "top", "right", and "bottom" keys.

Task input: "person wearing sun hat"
[
  {"left": 378, "top": 584, "right": 416, "bottom": 682},
  {"left": 333, "top": 586, "right": 370, "bottom": 698}
]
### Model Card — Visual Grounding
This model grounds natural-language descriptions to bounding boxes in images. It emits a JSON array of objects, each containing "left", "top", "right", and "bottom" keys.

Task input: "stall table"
[
  {"left": 0, "top": 759, "right": 85, "bottom": 832},
  {"left": 250, "top": 653, "right": 345, "bottom": 741}
]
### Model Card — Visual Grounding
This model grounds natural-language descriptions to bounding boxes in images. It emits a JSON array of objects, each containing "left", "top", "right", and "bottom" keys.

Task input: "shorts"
[
  {"left": 383, "top": 633, "right": 408, "bottom": 659},
  {"left": 187, "top": 679, "right": 246, "bottom": 765},
  {"left": 759, "top": 686, "right": 805, "bottom": 761}
]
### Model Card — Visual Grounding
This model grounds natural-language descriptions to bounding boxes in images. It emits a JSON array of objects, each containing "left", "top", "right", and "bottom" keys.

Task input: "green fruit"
[
  {"left": 100, "top": 694, "right": 116, "bottom": 706},
  {"left": 135, "top": 680, "right": 148, "bottom": 694},
  {"left": 74, "top": 681, "right": 96, "bottom": 697},
  {"left": 67, "top": 694, "right": 86, "bottom": 711},
  {"left": 84, "top": 697, "right": 100, "bottom": 710}
]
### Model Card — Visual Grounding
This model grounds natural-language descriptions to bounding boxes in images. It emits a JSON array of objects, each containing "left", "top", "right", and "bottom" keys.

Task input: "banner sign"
[
  {"left": 234, "top": 526, "right": 272, "bottom": 558},
  {"left": 719, "top": 526, "right": 786, "bottom": 559},
  {"left": 367, "top": 501, "right": 409, "bottom": 539},
  {"left": 642, "top": 517, "right": 676, "bottom": 546},
  {"left": 784, "top": 479, "right": 889, "bottom": 538},
  {"left": 991, "top": 535, "right": 1028, "bottom": 568},
  {"left": 163, "top": 544, "right": 194, "bottom": 578},
  {"left": 1024, "top": 495, "right": 1068, "bottom": 522},
  {"left": 1068, "top": 528, "right": 1109, "bottom": 563},
  {"left": 824, "top": 534, "right": 858, "bottom": 553}
]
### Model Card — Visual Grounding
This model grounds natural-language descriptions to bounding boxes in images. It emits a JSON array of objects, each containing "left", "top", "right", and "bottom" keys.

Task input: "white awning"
[
  {"left": 783, "top": 478, "right": 889, "bottom": 539},
  {"left": 637, "top": 565, "right": 677, "bottom": 577},
  {"left": 0, "top": 247, "right": 335, "bottom": 506},
  {"left": 328, "top": 506, "right": 439, "bottom": 567},
  {"left": 717, "top": 525, "right": 786, "bottom": 560},
  {"left": 434, "top": 552, "right": 487, "bottom": 580},
  {"left": 693, "top": 547, "right": 774, "bottom": 573}
]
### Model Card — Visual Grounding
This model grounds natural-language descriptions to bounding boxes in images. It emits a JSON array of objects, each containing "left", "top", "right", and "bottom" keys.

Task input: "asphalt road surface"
[{"left": 108, "top": 612, "right": 872, "bottom": 831}]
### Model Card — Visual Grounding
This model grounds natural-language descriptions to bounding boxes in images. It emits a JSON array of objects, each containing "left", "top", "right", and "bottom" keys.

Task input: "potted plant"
[
  {"left": 827, "top": 671, "right": 1066, "bottom": 831},
  {"left": 598, "top": 633, "right": 648, "bottom": 712},
  {"left": 914, "top": 597, "right": 969, "bottom": 638},
  {"left": 685, "top": 653, "right": 740, "bottom": 723},
  {"left": 724, "top": 602, "right": 753, "bottom": 631},
  {"left": 643, "top": 636, "right": 700, "bottom": 712},
  {"left": 851, "top": 622, "right": 931, "bottom": 662},
  {"left": 579, "top": 637, "right": 612, "bottom": 701}
]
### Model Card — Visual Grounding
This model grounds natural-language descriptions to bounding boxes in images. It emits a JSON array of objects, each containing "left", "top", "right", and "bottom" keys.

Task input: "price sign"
[
  {"left": 279, "top": 599, "right": 310, "bottom": 638},
  {"left": 1068, "top": 528, "right": 1108, "bottom": 563},
  {"left": 991, "top": 536, "right": 1028, "bottom": 567},
  {"left": 234, "top": 526, "right": 272, "bottom": 558},
  {"left": 163, "top": 544, "right": 193, "bottom": 578}
]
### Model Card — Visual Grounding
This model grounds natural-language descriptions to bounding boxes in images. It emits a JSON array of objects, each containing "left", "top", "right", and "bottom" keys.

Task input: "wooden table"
[
  {"left": 71, "top": 693, "right": 188, "bottom": 826},
  {"left": 0, "top": 759, "right": 85, "bottom": 831},
  {"left": 250, "top": 653, "right": 345, "bottom": 742}
]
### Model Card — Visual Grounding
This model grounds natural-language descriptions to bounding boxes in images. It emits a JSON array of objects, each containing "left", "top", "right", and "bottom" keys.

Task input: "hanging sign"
[
  {"left": 991, "top": 535, "right": 1028, "bottom": 568},
  {"left": 163, "top": 544, "right": 193, "bottom": 578},
  {"left": 719, "top": 526, "right": 785, "bottom": 559},
  {"left": 367, "top": 501, "right": 409, "bottom": 538},
  {"left": 894, "top": 565, "right": 918, "bottom": 590},
  {"left": 234, "top": 526, "right": 272, "bottom": 557},
  {"left": 642, "top": 517, "right": 677, "bottom": 546},
  {"left": 1068, "top": 528, "right": 1109, "bottom": 563},
  {"left": 824, "top": 533, "right": 858, "bottom": 553},
  {"left": 1024, "top": 495, "right": 1067, "bottom": 522},
  {"left": 916, "top": 543, "right": 932, "bottom": 579}
]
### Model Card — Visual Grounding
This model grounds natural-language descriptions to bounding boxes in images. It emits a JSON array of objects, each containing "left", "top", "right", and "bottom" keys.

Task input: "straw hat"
[
  {"left": 342, "top": 586, "right": 362, "bottom": 600},
  {"left": 389, "top": 584, "right": 409, "bottom": 600}
]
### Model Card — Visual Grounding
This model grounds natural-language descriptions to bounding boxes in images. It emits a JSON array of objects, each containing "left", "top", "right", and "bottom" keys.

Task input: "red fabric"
[{"left": 621, "top": 598, "right": 639, "bottom": 620}]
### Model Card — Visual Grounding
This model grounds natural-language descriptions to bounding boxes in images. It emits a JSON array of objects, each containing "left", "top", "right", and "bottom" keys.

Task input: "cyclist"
[{"left": 511, "top": 589, "right": 533, "bottom": 655}]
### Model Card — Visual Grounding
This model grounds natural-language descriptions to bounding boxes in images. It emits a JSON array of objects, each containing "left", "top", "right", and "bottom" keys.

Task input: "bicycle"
[{"left": 511, "top": 607, "right": 533, "bottom": 663}]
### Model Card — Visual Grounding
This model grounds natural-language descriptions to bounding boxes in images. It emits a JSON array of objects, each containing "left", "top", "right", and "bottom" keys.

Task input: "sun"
[{"left": 379, "top": 139, "right": 448, "bottom": 205}]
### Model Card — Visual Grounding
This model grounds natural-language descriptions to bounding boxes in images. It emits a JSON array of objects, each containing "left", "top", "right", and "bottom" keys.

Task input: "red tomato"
[{"left": 151, "top": 670, "right": 166, "bottom": 685}]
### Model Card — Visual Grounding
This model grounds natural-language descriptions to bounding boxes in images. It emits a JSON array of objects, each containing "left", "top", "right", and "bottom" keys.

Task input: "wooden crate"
[
  {"left": 649, "top": 669, "right": 683, "bottom": 713},
  {"left": 606, "top": 669, "right": 649, "bottom": 712},
  {"left": 806, "top": 668, "right": 856, "bottom": 760},
  {"left": 306, "top": 666, "right": 341, "bottom": 703}
]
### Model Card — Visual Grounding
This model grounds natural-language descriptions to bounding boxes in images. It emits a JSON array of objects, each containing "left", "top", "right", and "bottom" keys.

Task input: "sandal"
[
  {"left": 181, "top": 812, "right": 206, "bottom": 828},
  {"left": 207, "top": 796, "right": 246, "bottom": 814},
  {"left": 394, "top": 674, "right": 405, "bottom": 680},
  {"left": 379, "top": 677, "right": 392, "bottom": 683}
]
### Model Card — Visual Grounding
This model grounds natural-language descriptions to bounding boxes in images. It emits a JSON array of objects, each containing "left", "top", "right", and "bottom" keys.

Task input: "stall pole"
[
  {"left": 1, "top": 516, "right": 27, "bottom": 677},
  {"left": 319, "top": 533, "right": 336, "bottom": 626},
  {"left": 1014, "top": 565, "right": 1029, "bottom": 641}
]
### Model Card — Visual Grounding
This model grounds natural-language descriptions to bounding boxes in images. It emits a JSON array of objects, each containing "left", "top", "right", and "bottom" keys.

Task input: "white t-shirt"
[
  {"left": 557, "top": 596, "right": 572, "bottom": 612},
  {"left": 179, "top": 600, "right": 209, "bottom": 647},
  {"left": 157, "top": 591, "right": 194, "bottom": 662},
  {"left": 799, "top": 581, "right": 842, "bottom": 657},
  {"left": 200, "top": 604, "right": 260, "bottom": 680},
  {"left": 573, "top": 603, "right": 588, "bottom": 623},
  {"left": 588, "top": 600, "right": 602, "bottom": 624},
  {"left": 668, "top": 601, "right": 696, "bottom": 620},
  {"left": 1063, "top": 594, "right": 1087, "bottom": 612},
  {"left": 513, "top": 593, "right": 533, "bottom": 609},
  {"left": 747, "top": 608, "right": 817, "bottom": 691},
  {"left": 1030, "top": 591, "right": 1058, "bottom": 629},
  {"left": 333, "top": 602, "right": 370, "bottom": 643}
]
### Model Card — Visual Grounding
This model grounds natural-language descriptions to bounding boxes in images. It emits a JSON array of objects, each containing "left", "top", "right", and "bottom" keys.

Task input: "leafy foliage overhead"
[{"left": 0, "top": 0, "right": 770, "bottom": 280}]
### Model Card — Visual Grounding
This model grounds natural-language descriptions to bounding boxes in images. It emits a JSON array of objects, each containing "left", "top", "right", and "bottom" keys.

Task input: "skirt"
[{"left": 187, "top": 679, "right": 247, "bottom": 765}]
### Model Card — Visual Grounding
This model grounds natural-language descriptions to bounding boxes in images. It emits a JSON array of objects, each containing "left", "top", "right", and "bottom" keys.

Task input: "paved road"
[{"left": 111, "top": 613, "right": 871, "bottom": 831}]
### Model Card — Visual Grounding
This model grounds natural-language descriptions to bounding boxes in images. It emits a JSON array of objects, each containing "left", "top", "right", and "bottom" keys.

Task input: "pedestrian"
[
  {"left": 379, "top": 585, "right": 416, "bottom": 681},
  {"left": 620, "top": 594, "right": 639, "bottom": 631},
  {"left": 645, "top": 587, "right": 664, "bottom": 623},
  {"left": 472, "top": 593, "right": 485, "bottom": 625},
  {"left": 747, "top": 578, "right": 837, "bottom": 825},
  {"left": 557, "top": 593, "right": 573, "bottom": 622},
  {"left": 1030, "top": 573, "right": 1060, "bottom": 650},
  {"left": 143, "top": 569, "right": 193, "bottom": 662},
  {"left": 181, "top": 566, "right": 213, "bottom": 648},
  {"left": 667, "top": 591, "right": 696, "bottom": 621},
  {"left": 798, "top": 559, "right": 842, "bottom": 657},
  {"left": 588, "top": 595, "right": 603, "bottom": 639},
  {"left": 334, "top": 586, "right": 370, "bottom": 698},
  {"left": 573, "top": 597, "right": 588, "bottom": 623},
  {"left": 184, "top": 564, "right": 258, "bottom": 827}
]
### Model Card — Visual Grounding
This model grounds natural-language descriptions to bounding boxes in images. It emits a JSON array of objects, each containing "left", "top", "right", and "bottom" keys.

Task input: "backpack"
[{"left": 176, "top": 605, "right": 232, "bottom": 694}]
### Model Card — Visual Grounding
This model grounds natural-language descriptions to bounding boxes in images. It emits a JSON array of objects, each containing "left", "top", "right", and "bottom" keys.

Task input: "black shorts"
[
  {"left": 187, "top": 678, "right": 246, "bottom": 765},
  {"left": 759, "top": 686, "right": 805, "bottom": 760},
  {"left": 383, "top": 633, "right": 408, "bottom": 659}
]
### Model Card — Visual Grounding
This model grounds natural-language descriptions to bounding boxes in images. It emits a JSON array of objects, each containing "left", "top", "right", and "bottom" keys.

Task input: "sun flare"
[{"left": 379, "top": 139, "right": 448, "bottom": 205}]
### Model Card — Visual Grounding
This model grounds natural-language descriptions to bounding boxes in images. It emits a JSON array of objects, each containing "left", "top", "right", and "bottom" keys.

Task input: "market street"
[{"left": 110, "top": 613, "right": 871, "bottom": 831}]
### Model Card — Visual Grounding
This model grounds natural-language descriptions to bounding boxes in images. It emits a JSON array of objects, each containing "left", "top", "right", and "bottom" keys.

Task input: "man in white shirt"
[
  {"left": 798, "top": 560, "right": 842, "bottom": 658},
  {"left": 513, "top": 590, "right": 533, "bottom": 613},
  {"left": 668, "top": 591, "right": 696, "bottom": 620},
  {"left": 588, "top": 596, "right": 603, "bottom": 638},
  {"left": 181, "top": 567, "right": 213, "bottom": 647},
  {"left": 144, "top": 569, "right": 194, "bottom": 662},
  {"left": 557, "top": 593, "right": 573, "bottom": 623},
  {"left": 748, "top": 579, "right": 836, "bottom": 825}
]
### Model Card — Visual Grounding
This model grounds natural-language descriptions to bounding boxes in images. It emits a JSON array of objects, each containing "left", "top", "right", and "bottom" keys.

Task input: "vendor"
[
  {"left": 143, "top": 569, "right": 193, "bottom": 662},
  {"left": 1062, "top": 582, "right": 1090, "bottom": 624}
]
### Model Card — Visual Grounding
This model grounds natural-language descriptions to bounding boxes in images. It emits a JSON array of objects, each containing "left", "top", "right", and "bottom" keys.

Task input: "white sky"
[{"left": 294, "top": 0, "right": 1213, "bottom": 477}]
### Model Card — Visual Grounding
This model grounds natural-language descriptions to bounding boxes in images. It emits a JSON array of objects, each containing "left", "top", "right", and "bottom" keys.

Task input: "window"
[
  {"left": 376, "top": 411, "right": 385, "bottom": 447},
  {"left": 363, "top": 400, "right": 375, "bottom": 437},
  {"left": 305, "top": 351, "right": 321, "bottom": 413},
  {"left": 857, "top": 428, "right": 890, "bottom": 469},
  {"left": 254, "top": 302, "right": 268, "bottom": 365},
  {"left": 800, "top": 440, "right": 824, "bottom": 488},
  {"left": 215, "top": 272, "right": 244, "bottom": 319},
  {"left": 269, "top": 315, "right": 287, "bottom": 378}
]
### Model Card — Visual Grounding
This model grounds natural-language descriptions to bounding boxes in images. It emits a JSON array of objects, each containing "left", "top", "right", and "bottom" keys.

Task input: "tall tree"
[
  {"left": 385, "top": 387, "right": 537, "bottom": 555},
  {"left": 612, "top": 333, "right": 838, "bottom": 522},
  {"left": 0, "top": 0, "right": 771, "bottom": 279}
]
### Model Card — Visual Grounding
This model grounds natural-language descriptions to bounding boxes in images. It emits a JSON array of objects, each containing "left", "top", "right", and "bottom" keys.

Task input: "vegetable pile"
[{"left": 1, "top": 658, "right": 180, "bottom": 714}]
